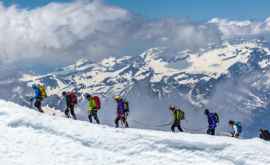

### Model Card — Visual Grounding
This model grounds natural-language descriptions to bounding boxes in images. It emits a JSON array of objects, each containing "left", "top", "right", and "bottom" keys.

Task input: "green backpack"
[
  {"left": 124, "top": 100, "right": 129, "bottom": 113},
  {"left": 179, "top": 110, "right": 185, "bottom": 120},
  {"left": 214, "top": 113, "right": 220, "bottom": 123},
  {"left": 175, "top": 109, "right": 185, "bottom": 121}
]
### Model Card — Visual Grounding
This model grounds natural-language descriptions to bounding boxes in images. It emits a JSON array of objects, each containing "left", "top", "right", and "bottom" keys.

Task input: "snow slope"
[{"left": 0, "top": 100, "right": 270, "bottom": 165}]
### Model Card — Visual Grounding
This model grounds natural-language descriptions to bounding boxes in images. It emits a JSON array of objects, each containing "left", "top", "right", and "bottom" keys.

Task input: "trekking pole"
[
  {"left": 30, "top": 98, "right": 34, "bottom": 108},
  {"left": 120, "top": 117, "right": 128, "bottom": 128},
  {"left": 120, "top": 118, "right": 125, "bottom": 128}
]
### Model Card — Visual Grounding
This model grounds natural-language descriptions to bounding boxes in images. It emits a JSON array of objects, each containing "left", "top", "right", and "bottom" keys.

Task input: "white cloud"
[
  {"left": 0, "top": 0, "right": 131, "bottom": 64},
  {"left": 0, "top": 0, "right": 223, "bottom": 67},
  {"left": 135, "top": 19, "right": 221, "bottom": 50},
  {"left": 209, "top": 17, "right": 270, "bottom": 39},
  {"left": 0, "top": 0, "right": 269, "bottom": 71}
]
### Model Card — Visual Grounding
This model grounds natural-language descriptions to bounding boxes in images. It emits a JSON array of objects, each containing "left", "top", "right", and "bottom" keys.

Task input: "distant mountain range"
[{"left": 1, "top": 40, "right": 270, "bottom": 137}]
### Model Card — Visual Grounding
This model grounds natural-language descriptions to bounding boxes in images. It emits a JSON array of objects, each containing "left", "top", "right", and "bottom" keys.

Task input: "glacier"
[{"left": 0, "top": 100, "right": 270, "bottom": 165}]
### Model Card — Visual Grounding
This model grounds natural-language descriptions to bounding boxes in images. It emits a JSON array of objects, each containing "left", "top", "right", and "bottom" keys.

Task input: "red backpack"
[
  {"left": 93, "top": 96, "right": 101, "bottom": 110},
  {"left": 68, "top": 92, "right": 78, "bottom": 105}
]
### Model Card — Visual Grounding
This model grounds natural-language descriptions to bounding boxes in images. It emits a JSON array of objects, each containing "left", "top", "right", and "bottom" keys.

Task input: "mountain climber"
[
  {"left": 259, "top": 128, "right": 270, "bottom": 141},
  {"left": 204, "top": 109, "right": 219, "bottom": 135},
  {"left": 228, "top": 120, "right": 242, "bottom": 138},
  {"left": 114, "top": 96, "right": 129, "bottom": 128},
  {"left": 169, "top": 105, "right": 184, "bottom": 132},
  {"left": 86, "top": 94, "right": 100, "bottom": 124},
  {"left": 62, "top": 91, "right": 77, "bottom": 120},
  {"left": 31, "top": 84, "right": 47, "bottom": 113}
]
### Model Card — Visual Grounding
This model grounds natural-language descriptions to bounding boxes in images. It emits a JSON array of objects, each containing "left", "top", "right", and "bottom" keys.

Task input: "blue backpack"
[{"left": 235, "top": 122, "right": 242, "bottom": 133}]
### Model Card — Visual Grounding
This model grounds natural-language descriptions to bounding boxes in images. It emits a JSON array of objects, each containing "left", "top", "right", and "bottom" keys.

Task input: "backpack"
[
  {"left": 93, "top": 96, "right": 101, "bottom": 110},
  {"left": 68, "top": 92, "right": 77, "bottom": 105},
  {"left": 214, "top": 113, "right": 220, "bottom": 123},
  {"left": 261, "top": 130, "right": 270, "bottom": 140},
  {"left": 38, "top": 85, "right": 47, "bottom": 98},
  {"left": 179, "top": 110, "right": 185, "bottom": 120},
  {"left": 175, "top": 109, "right": 185, "bottom": 121},
  {"left": 124, "top": 100, "right": 129, "bottom": 112},
  {"left": 235, "top": 122, "right": 242, "bottom": 133}
]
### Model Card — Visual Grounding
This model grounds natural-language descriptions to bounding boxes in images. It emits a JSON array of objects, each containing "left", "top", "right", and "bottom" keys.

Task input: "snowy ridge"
[
  {"left": 19, "top": 41, "right": 270, "bottom": 96},
  {"left": 1, "top": 100, "right": 270, "bottom": 165},
  {"left": 185, "top": 42, "right": 267, "bottom": 78}
]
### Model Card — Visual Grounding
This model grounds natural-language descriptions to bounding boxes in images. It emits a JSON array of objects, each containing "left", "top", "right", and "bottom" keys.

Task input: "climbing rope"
[{"left": 130, "top": 119, "right": 208, "bottom": 134}]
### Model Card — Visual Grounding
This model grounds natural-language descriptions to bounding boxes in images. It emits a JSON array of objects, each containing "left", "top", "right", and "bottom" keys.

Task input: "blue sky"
[
  {"left": 105, "top": 0, "right": 270, "bottom": 21},
  {"left": 2, "top": 0, "right": 270, "bottom": 21},
  {"left": 2, "top": 0, "right": 72, "bottom": 8}
]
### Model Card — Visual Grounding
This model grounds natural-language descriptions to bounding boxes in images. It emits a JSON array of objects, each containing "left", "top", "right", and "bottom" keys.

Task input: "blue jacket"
[
  {"left": 117, "top": 99, "right": 125, "bottom": 114},
  {"left": 32, "top": 85, "right": 41, "bottom": 99},
  {"left": 207, "top": 113, "right": 217, "bottom": 129}
]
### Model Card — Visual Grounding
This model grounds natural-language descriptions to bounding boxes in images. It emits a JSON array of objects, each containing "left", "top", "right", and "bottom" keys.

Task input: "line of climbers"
[
  {"left": 30, "top": 83, "right": 270, "bottom": 140},
  {"left": 31, "top": 84, "right": 129, "bottom": 128},
  {"left": 170, "top": 107, "right": 243, "bottom": 138}
]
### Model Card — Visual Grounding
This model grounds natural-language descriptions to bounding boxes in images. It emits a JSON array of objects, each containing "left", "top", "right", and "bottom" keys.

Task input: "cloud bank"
[
  {"left": 134, "top": 19, "right": 221, "bottom": 51},
  {"left": 0, "top": 0, "right": 269, "bottom": 71},
  {"left": 0, "top": 0, "right": 132, "bottom": 65},
  {"left": 209, "top": 18, "right": 270, "bottom": 39}
]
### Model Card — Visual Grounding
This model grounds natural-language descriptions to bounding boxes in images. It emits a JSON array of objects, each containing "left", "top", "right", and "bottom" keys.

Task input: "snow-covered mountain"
[
  {"left": 1, "top": 41, "right": 270, "bottom": 137},
  {"left": 1, "top": 100, "right": 270, "bottom": 165},
  {"left": 16, "top": 41, "right": 270, "bottom": 101}
]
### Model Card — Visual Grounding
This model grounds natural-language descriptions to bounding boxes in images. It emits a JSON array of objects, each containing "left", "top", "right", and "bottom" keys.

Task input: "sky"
[
  {"left": 2, "top": 0, "right": 270, "bottom": 21},
  {"left": 105, "top": 0, "right": 270, "bottom": 21}
]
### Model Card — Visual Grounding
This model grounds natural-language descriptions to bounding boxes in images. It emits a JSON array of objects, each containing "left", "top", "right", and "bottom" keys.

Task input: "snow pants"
[
  {"left": 34, "top": 97, "right": 44, "bottom": 113},
  {"left": 65, "top": 104, "right": 77, "bottom": 120},
  {"left": 115, "top": 113, "right": 129, "bottom": 128},
  {"left": 171, "top": 120, "right": 183, "bottom": 132},
  {"left": 207, "top": 128, "right": 216, "bottom": 135},
  {"left": 88, "top": 110, "right": 100, "bottom": 124}
]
